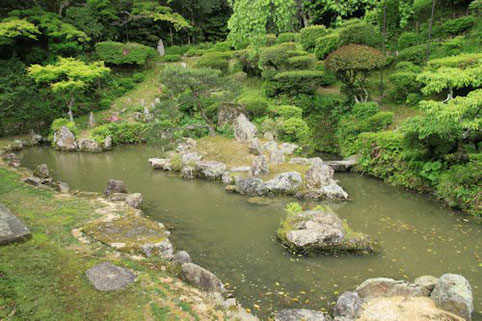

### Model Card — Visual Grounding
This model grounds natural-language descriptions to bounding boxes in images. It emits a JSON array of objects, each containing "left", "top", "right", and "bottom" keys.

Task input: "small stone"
[
  {"left": 225, "top": 185, "right": 237, "bottom": 192},
  {"left": 23, "top": 176, "right": 41, "bottom": 187},
  {"left": 181, "top": 165, "right": 195, "bottom": 179},
  {"left": 334, "top": 291, "right": 362, "bottom": 319},
  {"left": 355, "top": 278, "right": 426, "bottom": 298},
  {"left": 181, "top": 263, "right": 225, "bottom": 293},
  {"left": 78, "top": 139, "right": 101, "bottom": 152},
  {"left": 172, "top": 251, "right": 192, "bottom": 264},
  {"left": 250, "top": 155, "right": 269, "bottom": 177},
  {"left": 104, "top": 179, "right": 128, "bottom": 197},
  {"left": 33, "top": 164, "right": 50, "bottom": 179},
  {"left": 54, "top": 181, "right": 70, "bottom": 194},
  {"left": 195, "top": 161, "right": 227, "bottom": 180},
  {"left": 109, "top": 193, "right": 129, "bottom": 202},
  {"left": 247, "top": 197, "right": 274, "bottom": 206},
  {"left": 85, "top": 262, "right": 135, "bottom": 291},
  {"left": 149, "top": 158, "right": 171, "bottom": 170},
  {"left": 104, "top": 136, "right": 112, "bottom": 150},
  {"left": 125, "top": 193, "right": 143, "bottom": 209},
  {"left": 222, "top": 172, "right": 235, "bottom": 185},
  {"left": 141, "top": 240, "right": 174, "bottom": 259},
  {"left": 248, "top": 138, "right": 262, "bottom": 155}
]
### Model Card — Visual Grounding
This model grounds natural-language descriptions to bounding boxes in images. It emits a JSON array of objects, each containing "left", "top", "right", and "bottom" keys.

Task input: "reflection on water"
[{"left": 20, "top": 145, "right": 482, "bottom": 319}]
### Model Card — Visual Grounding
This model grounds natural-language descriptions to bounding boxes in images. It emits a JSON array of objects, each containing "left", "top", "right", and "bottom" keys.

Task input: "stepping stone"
[
  {"left": 0, "top": 203, "right": 31, "bottom": 246},
  {"left": 86, "top": 262, "right": 135, "bottom": 291}
]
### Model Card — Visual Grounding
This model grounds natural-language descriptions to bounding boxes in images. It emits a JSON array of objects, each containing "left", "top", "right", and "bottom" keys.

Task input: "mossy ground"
[{"left": 0, "top": 165, "right": 226, "bottom": 321}]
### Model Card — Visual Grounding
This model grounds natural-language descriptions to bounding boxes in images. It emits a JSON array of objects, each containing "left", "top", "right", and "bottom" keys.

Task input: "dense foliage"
[{"left": 95, "top": 42, "right": 156, "bottom": 65}]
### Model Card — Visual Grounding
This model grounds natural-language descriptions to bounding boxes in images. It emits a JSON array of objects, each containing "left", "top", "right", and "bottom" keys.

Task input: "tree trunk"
[
  {"left": 425, "top": 0, "right": 436, "bottom": 64},
  {"left": 198, "top": 105, "right": 216, "bottom": 136}
]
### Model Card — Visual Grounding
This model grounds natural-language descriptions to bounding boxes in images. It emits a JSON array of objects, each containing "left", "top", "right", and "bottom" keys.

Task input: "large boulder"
[
  {"left": 334, "top": 291, "right": 363, "bottom": 320},
  {"left": 0, "top": 203, "right": 31, "bottom": 245},
  {"left": 235, "top": 177, "right": 265, "bottom": 196},
  {"left": 263, "top": 140, "right": 285, "bottom": 164},
  {"left": 305, "top": 164, "right": 333, "bottom": 189},
  {"left": 355, "top": 278, "right": 426, "bottom": 298},
  {"left": 248, "top": 138, "right": 262, "bottom": 155},
  {"left": 273, "top": 309, "right": 331, "bottom": 321},
  {"left": 172, "top": 250, "right": 192, "bottom": 264},
  {"left": 195, "top": 161, "right": 227, "bottom": 180},
  {"left": 149, "top": 158, "right": 172, "bottom": 170},
  {"left": 33, "top": 164, "right": 50, "bottom": 179},
  {"left": 86, "top": 262, "right": 135, "bottom": 291},
  {"left": 104, "top": 179, "right": 128, "bottom": 197},
  {"left": 321, "top": 180, "right": 349, "bottom": 200},
  {"left": 263, "top": 172, "right": 302, "bottom": 195},
  {"left": 218, "top": 104, "right": 244, "bottom": 127},
  {"left": 53, "top": 126, "right": 78, "bottom": 151},
  {"left": 279, "top": 209, "right": 376, "bottom": 254},
  {"left": 430, "top": 274, "right": 474, "bottom": 320},
  {"left": 250, "top": 155, "right": 269, "bottom": 177},
  {"left": 78, "top": 138, "right": 102, "bottom": 152},
  {"left": 279, "top": 143, "right": 299, "bottom": 156},
  {"left": 125, "top": 193, "right": 143, "bottom": 209},
  {"left": 181, "top": 263, "right": 225, "bottom": 293},
  {"left": 177, "top": 138, "right": 197, "bottom": 153},
  {"left": 414, "top": 275, "right": 438, "bottom": 296},
  {"left": 234, "top": 114, "right": 257, "bottom": 142}
]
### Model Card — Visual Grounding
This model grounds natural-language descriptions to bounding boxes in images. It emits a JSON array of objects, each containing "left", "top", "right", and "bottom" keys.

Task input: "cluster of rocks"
[
  {"left": 272, "top": 274, "right": 473, "bottom": 321},
  {"left": 103, "top": 179, "right": 144, "bottom": 209},
  {"left": 278, "top": 207, "right": 376, "bottom": 254},
  {"left": 52, "top": 126, "right": 112, "bottom": 152},
  {"left": 22, "top": 163, "right": 70, "bottom": 194},
  {"left": 148, "top": 114, "right": 349, "bottom": 200}
]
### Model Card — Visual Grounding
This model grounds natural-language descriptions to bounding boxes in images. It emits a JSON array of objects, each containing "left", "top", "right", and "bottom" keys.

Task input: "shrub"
[
  {"left": 237, "top": 95, "right": 270, "bottom": 118},
  {"left": 314, "top": 33, "right": 339, "bottom": 59},
  {"left": 442, "top": 16, "right": 476, "bottom": 35},
  {"left": 338, "top": 23, "right": 382, "bottom": 47},
  {"left": 233, "top": 48, "right": 261, "bottom": 76},
  {"left": 272, "top": 105, "right": 303, "bottom": 119},
  {"left": 267, "top": 70, "right": 335, "bottom": 96},
  {"left": 351, "top": 102, "right": 379, "bottom": 118},
  {"left": 95, "top": 41, "right": 156, "bottom": 65},
  {"left": 439, "top": 36, "right": 465, "bottom": 56},
  {"left": 326, "top": 45, "right": 385, "bottom": 102},
  {"left": 91, "top": 122, "right": 150, "bottom": 145},
  {"left": 185, "top": 48, "right": 205, "bottom": 57},
  {"left": 165, "top": 45, "right": 191, "bottom": 55},
  {"left": 280, "top": 117, "right": 310, "bottom": 142},
  {"left": 132, "top": 72, "right": 145, "bottom": 83},
  {"left": 436, "top": 153, "right": 481, "bottom": 216},
  {"left": 395, "top": 61, "right": 422, "bottom": 73},
  {"left": 161, "top": 54, "right": 182, "bottom": 62},
  {"left": 299, "top": 25, "right": 328, "bottom": 51},
  {"left": 277, "top": 32, "right": 296, "bottom": 43},
  {"left": 231, "top": 71, "right": 247, "bottom": 82},
  {"left": 397, "top": 32, "right": 419, "bottom": 50},
  {"left": 266, "top": 34, "right": 277, "bottom": 46},
  {"left": 389, "top": 71, "right": 421, "bottom": 103},
  {"left": 194, "top": 52, "right": 229, "bottom": 73},
  {"left": 398, "top": 44, "right": 436, "bottom": 65},
  {"left": 49, "top": 118, "right": 78, "bottom": 141},
  {"left": 258, "top": 42, "right": 298, "bottom": 71},
  {"left": 286, "top": 55, "right": 316, "bottom": 70},
  {"left": 213, "top": 41, "right": 231, "bottom": 52},
  {"left": 99, "top": 98, "right": 113, "bottom": 110}
]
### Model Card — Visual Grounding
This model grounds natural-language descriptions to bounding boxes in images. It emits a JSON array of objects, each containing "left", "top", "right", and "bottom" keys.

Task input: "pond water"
[{"left": 20, "top": 145, "right": 481, "bottom": 319}]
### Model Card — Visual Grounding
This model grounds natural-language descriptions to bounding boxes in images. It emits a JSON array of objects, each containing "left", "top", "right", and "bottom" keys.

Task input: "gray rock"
[
  {"left": 172, "top": 250, "right": 192, "bottom": 264},
  {"left": 181, "top": 152, "right": 202, "bottom": 166},
  {"left": 195, "top": 161, "right": 227, "bottom": 180},
  {"left": 334, "top": 291, "right": 362, "bottom": 319},
  {"left": 321, "top": 180, "right": 349, "bottom": 200},
  {"left": 0, "top": 203, "right": 31, "bottom": 245},
  {"left": 263, "top": 140, "right": 285, "bottom": 164},
  {"left": 234, "top": 114, "right": 257, "bottom": 142},
  {"left": 125, "top": 193, "right": 143, "bottom": 209},
  {"left": 222, "top": 171, "right": 235, "bottom": 185},
  {"left": 218, "top": 105, "right": 244, "bottom": 127},
  {"left": 324, "top": 156, "right": 358, "bottom": 172},
  {"left": 103, "top": 136, "right": 112, "bottom": 150},
  {"left": 289, "top": 157, "right": 310, "bottom": 165},
  {"left": 54, "top": 181, "right": 70, "bottom": 194},
  {"left": 157, "top": 38, "right": 165, "bottom": 56},
  {"left": 53, "top": 126, "right": 78, "bottom": 151},
  {"left": 177, "top": 138, "right": 196, "bottom": 153},
  {"left": 33, "top": 164, "right": 50, "bottom": 179},
  {"left": 248, "top": 138, "right": 262, "bottom": 155},
  {"left": 235, "top": 177, "right": 265, "bottom": 196},
  {"left": 430, "top": 274, "right": 474, "bottom": 320},
  {"left": 141, "top": 240, "right": 174, "bottom": 259},
  {"left": 85, "top": 262, "right": 135, "bottom": 291},
  {"left": 225, "top": 185, "right": 237, "bottom": 192},
  {"left": 149, "top": 158, "right": 172, "bottom": 170},
  {"left": 263, "top": 172, "right": 302, "bottom": 195},
  {"left": 305, "top": 164, "right": 333, "bottom": 189},
  {"left": 104, "top": 179, "right": 128, "bottom": 197},
  {"left": 109, "top": 193, "right": 129, "bottom": 201},
  {"left": 264, "top": 132, "right": 274, "bottom": 140},
  {"left": 78, "top": 139, "right": 101, "bottom": 152},
  {"left": 230, "top": 166, "right": 251, "bottom": 172},
  {"left": 2, "top": 153, "right": 21, "bottom": 168},
  {"left": 181, "top": 263, "right": 225, "bottom": 293},
  {"left": 414, "top": 275, "right": 439, "bottom": 296},
  {"left": 355, "top": 278, "right": 426, "bottom": 298},
  {"left": 23, "top": 176, "right": 42, "bottom": 187},
  {"left": 10, "top": 140, "right": 24, "bottom": 151},
  {"left": 181, "top": 165, "right": 195, "bottom": 179},
  {"left": 279, "top": 143, "right": 299, "bottom": 156},
  {"left": 250, "top": 155, "right": 269, "bottom": 177},
  {"left": 274, "top": 309, "right": 331, "bottom": 321}
]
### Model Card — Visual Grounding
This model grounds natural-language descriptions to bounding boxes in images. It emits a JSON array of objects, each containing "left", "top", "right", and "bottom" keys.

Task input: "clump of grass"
[{"left": 197, "top": 136, "right": 256, "bottom": 167}]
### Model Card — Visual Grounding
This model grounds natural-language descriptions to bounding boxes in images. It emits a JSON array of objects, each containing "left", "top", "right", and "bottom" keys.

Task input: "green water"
[{"left": 20, "top": 145, "right": 481, "bottom": 319}]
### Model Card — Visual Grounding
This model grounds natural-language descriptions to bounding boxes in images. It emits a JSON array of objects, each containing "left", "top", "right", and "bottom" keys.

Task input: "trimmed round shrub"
[
  {"left": 397, "top": 32, "right": 419, "bottom": 50},
  {"left": 213, "top": 41, "right": 231, "bottom": 52},
  {"left": 286, "top": 55, "right": 316, "bottom": 70},
  {"left": 352, "top": 102, "right": 379, "bottom": 118},
  {"left": 267, "top": 70, "right": 335, "bottom": 96},
  {"left": 91, "top": 122, "right": 149, "bottom": 145},
  {"left": 389, "top": 72, "right": 421, "bottom": 102},
  {"left": 314, "top": 33, "right": 339, "bottom": 59},
  {"left": 442, "top": 16, "right": 476, "bottom": 35},
  {"left": 194, "top": 52, "right": 229, "bottom": 73},
  {"left": 338, "top": 23, "right": 382, "bottom": 47},
  {"left": 272, "top": 105, "right": 303, "bottom": 119},
  {"left": 280, "top": 117, "right": 310, "bottom": 142},
  {"left": 132, "top": 72, "right": 145, "bottom": 83},
  {"left": 277, "top": 32, "right": 296, "bottom": 43},
  {"left": 395, "top": 61, "right": 422, "bottom": 73},
  {"left": 161, "top": 54, "right": 182, "bottom": 62},
  {"left": 258, "top": 42, "right": 298, "bottom": 71},
  {"left": 165, "top": 45, "right": 191, "bottom": 55},
  {"left": 266, "top": 34, "right": 277, "bottom": 46},
  {"left": 238, "top": 95, "right": 270, "bottom": 118},
  {"left": 231, "top": 71, "right": 247, "bottom": 82},
  {"left": 398, "top": 44, "right": 430, "bottom": 65},
  {"left": 95, "top": 41, "right": 156, "bottom": 65},
  {"left": 233, "top": 47, "right": 261, "bottom": 76},
  {"left": 299, "top": 25, "right": 328, "bottom": 51}
]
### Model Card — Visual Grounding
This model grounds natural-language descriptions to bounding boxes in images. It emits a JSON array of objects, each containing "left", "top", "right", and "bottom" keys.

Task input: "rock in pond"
[
  {"left": 149, "top": 158, "right": 172, "bottom": 170},
  {"left": 430, "top": 274, "right": 474, "bottom": 320},
  {"left": 273, "top": 309, "right": 331, "bottom": 321},
  {"left": 53, "top": 181, "right": 70, "bottom": 194},
  {"left": 278, "top": 208, "right": 376, "bottom": 254},
  {"left": 172, "top": 250, "right": 192, "bottom": 264},
  {"left": 141, "top": 240, "right": 174, "bottom": 259},
  {"left": 104, "top": 179, "right": 128, "bottom": 197},
  {"left": 2, "top": 153, "right": 21, "bottom": 168},
  {"left": 33, "top": 163, "right": 50, "bottom": 179},
  {"left": 305, "top": 163, "right": 349, "bottom": 200},
  {"left": 0, "top": 203, "right": 31, "bottom": 245},
  {"left": 125, "top": 193, "right": 143, "bottom": 209},
  {"left": 181, "top": 263, "right": 225, "bottom": 293},
  {"left": 195, "top": 161, "right": 227, "bottom": 180},
  {"left": 23, "top": 176, "right": 42, "bottom": 187},
  {"left": 247, "top": 197, "right": 275, "bottom": 206},
  {"left": 414, "top": 275, "right": 439, "bottom": 296},
  {"left": 355, "top": 277, "right": 426, "bottom": 298},
  {"left": 264, "top": 172, "right": 302, "bottom": 195},
  {"left": 333, "top": 291, "right": 362, "bottom": 320},
  {"left": 53, "top": 126, "right": 78, "bottom": 151},
  {"left": 235, "top": 177, "right": 265, "bottom": 196},
  {"left": 9, "top": 140, "right": 24, "bottom": 151},
  {"left": 86, "top": 262, "right": 135, "bottom": 291},
  {"left": 78, "top": 138, "right": 102, "bottom": 152},
  {"left": 234, "top": 114, "right": 257, "bottom": 143}
]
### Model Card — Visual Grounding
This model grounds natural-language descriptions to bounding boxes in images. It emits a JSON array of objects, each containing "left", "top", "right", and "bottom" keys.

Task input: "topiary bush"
[
  {"left": 165, "top": 45, "right": 192, "bottom": 56},
  {"left": 397, "top": 32, "right": 419, "bottom": 50},
  {"left": 277, "top": 32, "right": 296, "bottom": 43},
  {"left": 194, "top": 52, "right": 230, "bottom": 73},
  {"left": 286, "top": 55, "right": 316, "bottom": 70},
  {"left": 280, "top": 117, "right": 310, "bottom": 142},
  {"left": 398, "top": 44, "right": 435, "bottom": 65},
  {"left": 237, "top": 94, "right": 270, "bottom": 118},
  {"left": 338, "top": 23, "right": 382, "bottom": 47},
  {"left": 132, "top": 72, "right": 145, "bottom": 83},
  {"left": 266, "top": 70, "right": 335, "bottom": 97},
  {"left": 271, "top": 105, "right": 303, "bottom": 119},
  {"left": 314, "top": 33, "right": 339, "bottom": 59},
  {"left": 161, "top": 54, "right": 182, "bottom": 62},
  {"left": 213, "top": 41, "right": 231, "bottom": 52},
  {"left": 95, "top": 41, "right": 156, "bottom": 65},
  {"left": 232, "top": 48, "right": 261, "bottom": 76},
  {"left": 389, "top": 71, "right": 421, "bottom": 103},
  {"left": 91, "top": 122, "right": 150, "bottom": 145},
  {"left": 258, "top": 42, "right": 299, "bottom": 71},
  {"left": 266, "top": 34, "right": 277, "bottom": 46},
  {"left": 442, "top": 16, "right": 476, "bottom": 35},
  {"left": 299, "top": 25, "right": 328, "bottom": 51}
]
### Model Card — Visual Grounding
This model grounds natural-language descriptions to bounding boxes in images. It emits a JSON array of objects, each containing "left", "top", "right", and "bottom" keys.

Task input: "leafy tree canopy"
[{"left": 0, "top": 18, "right": 40, "bottom": 45}]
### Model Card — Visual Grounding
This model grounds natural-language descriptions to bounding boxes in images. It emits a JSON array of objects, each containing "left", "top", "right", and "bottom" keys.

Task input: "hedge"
[
  {"left": 314, "top": 33, "right": 339, "bottom": 59},
  {"left": 266, "top": 70, "right": 334, "bottom": 96},
  {"left": 95, "top": 41, "right": 156, "bottom": 65},
  {"left": 299, "top": 25, "right": 328, "bottom": 51}
]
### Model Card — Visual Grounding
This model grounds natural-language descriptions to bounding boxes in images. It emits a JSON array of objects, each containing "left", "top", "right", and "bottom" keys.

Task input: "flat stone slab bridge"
[{"left": 0, "top": 203, "right": 31, "bottom": 245}]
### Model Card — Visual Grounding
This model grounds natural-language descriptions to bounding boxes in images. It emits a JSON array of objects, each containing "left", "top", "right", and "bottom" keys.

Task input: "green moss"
[{"left": 170, "top": 153, "right": 182, "bottom": 171}]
